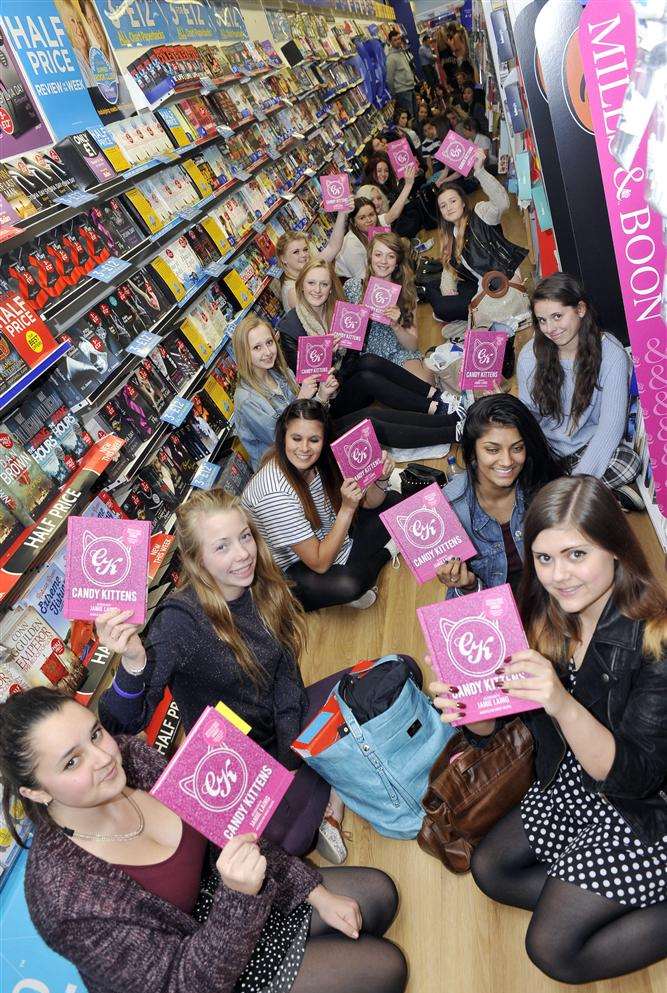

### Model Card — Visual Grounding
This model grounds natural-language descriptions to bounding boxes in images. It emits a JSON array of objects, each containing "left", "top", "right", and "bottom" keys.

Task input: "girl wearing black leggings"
[
  {"left": 431, "top": 476, "right": 667, "bottom": 984},
  {"left": 242, "top": 399, "right": 401, "bottom": 612},
  {"left": 276, "top": 259, "right": 461, "bottom": 446}
]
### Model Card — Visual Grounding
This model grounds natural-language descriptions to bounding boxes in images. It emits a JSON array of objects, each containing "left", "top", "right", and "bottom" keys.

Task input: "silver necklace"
[{"left": 61, "top": 792, "right": 145, "bottom": 842}]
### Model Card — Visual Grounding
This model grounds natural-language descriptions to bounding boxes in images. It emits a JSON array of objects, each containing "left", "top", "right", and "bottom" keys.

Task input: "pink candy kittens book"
[
  {"left": 459, "top": 328, "right": 508, "bottom": 391},
  {"left": 295, "top": 333, "right": 334, "bottom": 382},
  {"left": 330, "top": 417, "right": 383, "bottom": 489},
  {"left": 320, "top": 174, "right": 351, "bottom": 211},
  {"left": 329, "top": 300, "right": 371, "bottom": 351},
  {"left": 434, "top": 132, "right": 478, "bottom": 176},
  {"left": 361, "top": 276, "right": 401, "bottom": 324}
]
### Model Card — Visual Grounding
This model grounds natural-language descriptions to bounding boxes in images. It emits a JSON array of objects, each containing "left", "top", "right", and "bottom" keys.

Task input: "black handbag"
[{"left": 399, "top": 462, "right": 447, "bottom": 497}]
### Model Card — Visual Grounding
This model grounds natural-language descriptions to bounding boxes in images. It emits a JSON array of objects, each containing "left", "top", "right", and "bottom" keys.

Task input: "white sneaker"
[
  {"left": 347, "top": 588, "right": 377, "bottom": 609},
  {"left": 385, "top": 538, "right": 401, "bottom": 569}
]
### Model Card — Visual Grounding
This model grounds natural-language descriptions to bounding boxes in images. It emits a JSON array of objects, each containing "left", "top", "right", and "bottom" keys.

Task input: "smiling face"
[
  {"left": 199, "top": 508, "right": 257, "bottom": 598},
  {"left": 533, "top": 297, "right": 585, "bottom": 353},
  {"left": 462, "top": 85, "right": 474, "bottom": 104},
  {"left": 367, "top": 187, "right": 385, "bottom": 213},
  {"left": 531, "top": 526, "right": 615, "bottom": 616},
  {"left": 423, "top": 122, "right": 437, "bottom": 140},
  {"left": 417, "top": 104, "right": 428, "bottom": 121},
  {"left": 301, "top": 265, "right": 331, "bottom": 309},
  {"left": 279, "top": 236, "right": 309, "bottom": 278},
  {"left": 354, "top": 202, "right": 379, "bottom": 234},
  {"left": 21, "top": 703, "right": 125, "bottom": 812},
  {"left": 438, "top": 187, "right": 466, "bottom": 223},
  {"left": 474, "top": 424, "right": 526, "bottom": 490},
  {"left": 248, "top": 323, "right": 277, "bottom": 372},
  {"left": 371, "top": 241, "right": 398, "bottom": 279},
  {"left": 397, "top": 110, "right": 408, "bottom": 128},
  {"left": 373, "top": 137, "right": 388, "bottom": 154},
  {"left": 375, "top": 160, "right": 390, "bottom": 184},
  {"left": 284, "top": 416, "right": 325, "bottom": 473}
]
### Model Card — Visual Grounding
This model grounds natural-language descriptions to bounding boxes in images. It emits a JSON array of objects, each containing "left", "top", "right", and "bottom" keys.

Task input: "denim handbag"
[{"left": 303, "top": 655, "right": 454, "bottom": 839}]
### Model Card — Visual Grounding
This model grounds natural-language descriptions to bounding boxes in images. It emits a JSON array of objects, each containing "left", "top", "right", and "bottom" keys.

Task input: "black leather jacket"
[
  {"left": 468, "top": 599, "right": 667, "bottom": 845},
  {"left": 454, "top": 211, "right": 528, "bottom": 285}
]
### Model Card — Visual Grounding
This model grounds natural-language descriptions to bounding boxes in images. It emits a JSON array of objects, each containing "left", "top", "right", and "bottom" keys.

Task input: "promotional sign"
[
  {"left": 330, "top": 417, "right": 383, "bottom": 489},
  {"left": 151, "top": 705, "right": 293, "bottom": 846},
  {"left": 459, "top": 328, "right": 508, "bottom": 391},
  {"left": 329, "top": 300, "right": 370, "bottom": 351},
  {"left": 434, "top": 131, "right": 478, "bottom": 176},
  {"left": 386, "top": 136, "right": 417, "bottom": 178},
  {"left": 93, "top": 0, "right": 171, "bottom": 49},
  {"left": 295, "top": 333, "right": 334, "bottom": 382},
  {"left": 0, "top": 292, "right": 59, "bottom": 366},
  {"left": 320, "top": 173, "right": 351, "bottom": 212},
  {"left": 418, "top": 583, "right": 541, "bottom": 724},
  {"left": 580, "top": 0, "right": 667, "bottom": 515},
  {"left": 64, "top": 515, "right": 151, "bottom": 623},
  {"left": 380, "top": 482, "right": 476, "bottom": 584},
  {"left": 534, "top": 0, "right": 626, "bottom": 342},
  {"left": 208, "top": 0, "right": 250, "bottom": 42},
  {"left": 0, "top": 26, "right": 50, "bottom": 154},
  {"left": 362, "top": 276, "right": 401, "bottom": 324},
  {"left": 0, "top": 2, "right": 102, "bottom": 140}
]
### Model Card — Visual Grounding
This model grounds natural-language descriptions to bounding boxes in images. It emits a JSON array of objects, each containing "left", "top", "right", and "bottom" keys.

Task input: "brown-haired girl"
[
  {"left": 518, "top": 272, "right": 642, "bottom": 510},
  {"left": 431, "top": 475, "right": 667, "bottom": 983},
  {"left": 0, "top": 688, "right": 407, "bottom": 993},
  {"left": 97, "top": 489, "right": 352, "bottom": 861}
]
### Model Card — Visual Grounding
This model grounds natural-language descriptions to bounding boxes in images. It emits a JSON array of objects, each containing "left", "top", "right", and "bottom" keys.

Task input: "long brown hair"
[
  {"left": 270, "top": 399, "right": 342, "bottom": 528},
  {"left": 234, "top": 315, "right": 296, "bottom": 400},
  {"left": 518, "top": 476, "right": 667, "bottom": 667},
  {"left": 362, "top": 231, "right": 417, "bottom": 326},
  {"left": 530, "top": 273, "right": 603, "bottom": 430},
  {"left": 349, "top": 196, "right": 379, "bottom": 246},
  {"left": 294, "top": 259, "right": 344, "bottom": 332},
  {"left": 437, "top": 183, "right": 472, "bottom": 273},
  {"left": 175, "top": 489, "right": 306, "bottom": 684}
]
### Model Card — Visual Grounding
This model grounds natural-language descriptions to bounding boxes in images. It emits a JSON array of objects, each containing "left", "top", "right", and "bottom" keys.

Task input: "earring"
[{"left": 44, "top": 798, "right": 52, "bottom": 808}]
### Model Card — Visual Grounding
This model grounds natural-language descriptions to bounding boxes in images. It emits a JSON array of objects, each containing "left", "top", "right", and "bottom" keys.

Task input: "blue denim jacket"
[
  {"left": 234, "top": 374, "right": 296, "bottom": 471},
  {"left": 442, "top": 471, "right": 526, "bottom": 597}
]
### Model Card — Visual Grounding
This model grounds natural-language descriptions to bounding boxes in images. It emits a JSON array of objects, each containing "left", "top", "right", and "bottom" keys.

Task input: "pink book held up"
[
  {"left": 330, "top": 300, "right": 370, "bottom": 351},
  {"left": 63, "top": 517, "right": 152, "bottom": 625},
  {"left": 434, "top": 132, "right": 478, "bottom": 176},
  {"left": 459, "top": 328, "right": 508, "bottom": 391},
  {"left": 362, "top": 276, "right": 401, "bottom": 325},
  {"left": 417, "top": 584, "right": 542, "bottom": 724},
  {"left": 150, "top": 706, "right": 293, "bottom": 847},
  {"left": 320, "top": 173, "right": 351, "bottom": 212},
  {"left": 295, "top": 334, "right": 334, "bottom": 382},
  {"left": 330, "top": 418, "right": 383, "bottom": 489},
  {"left": 386, "top": 137, "right": 417, "bottom": 178},
  {"left": 380, "top": 482, "right": 477, "bottom": 584}
]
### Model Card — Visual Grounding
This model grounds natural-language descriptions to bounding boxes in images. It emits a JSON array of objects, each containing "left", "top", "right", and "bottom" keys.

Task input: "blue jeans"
[{"left": 394, "top": 89, "right": 416, "bottom": 119}]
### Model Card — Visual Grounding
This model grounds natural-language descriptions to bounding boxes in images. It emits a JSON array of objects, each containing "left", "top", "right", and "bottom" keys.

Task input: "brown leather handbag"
[{"left": 417, "top": 719, "right": 534, "bottom": 873}]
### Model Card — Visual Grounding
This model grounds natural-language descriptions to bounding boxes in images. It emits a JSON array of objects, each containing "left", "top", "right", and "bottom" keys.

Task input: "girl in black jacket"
[{"left": 431, "top": 475, "right": 667, "bottom": 984}]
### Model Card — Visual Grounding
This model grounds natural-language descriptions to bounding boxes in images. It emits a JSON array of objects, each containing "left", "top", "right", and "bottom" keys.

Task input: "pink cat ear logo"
[
  {"left": 448, "top": 141, "right": 464, "bottom": 160},
  {"left": 344, "top": 439, "right": 371, "bottom": 466},
  {"left": 180, "top": 745, "right": 248, "bottom": 813},
  {"left": 472, "top": 342, "right": 498, "bottom": 370},
  {"left": 327, "top": 180, "right": 343, "bottom": 198},
  {"left": 396, "top": 149, "right": 409, "bottom": 164},
  {"left": 307, "top": 345, "right": 325, "bottom": 365},
  {"left": 342, "top": 310, "right": 360, "bottom": 331},
  {"left": 81, "top": 532, "right": 132, "bottom": 588},
  {"left": 372, "top": 286, "right": 391, "bottom": 307},
  {"left": 396, "top": 507, "right": 445, "bottom": 549},
  {"left": 439, "top": 614, "right": 505, "bottom": 677}
]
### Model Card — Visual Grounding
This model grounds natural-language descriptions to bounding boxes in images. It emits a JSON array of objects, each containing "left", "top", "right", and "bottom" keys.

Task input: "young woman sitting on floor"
[{"left": 276, "top": 204, "right": 352, "bottom": 312}]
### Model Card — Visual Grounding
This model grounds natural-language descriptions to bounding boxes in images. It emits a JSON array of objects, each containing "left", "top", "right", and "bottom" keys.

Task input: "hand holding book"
[
  {"left": 215, "top": 833, "right": 267, "bottom": 896},
  {"left": 95, "top": 608, "right": 147, "bottom": 674}
]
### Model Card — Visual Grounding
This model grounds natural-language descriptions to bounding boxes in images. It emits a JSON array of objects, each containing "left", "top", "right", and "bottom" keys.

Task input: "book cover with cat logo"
[
  {"left": 295, "top": 333, "right": 334, "bottom": 382},
  {"left": 63, "top": 516, "right": 151, "bottom": 624},
  {"left": 434, "top": 131, "right": 478, "bottom": 176},
  {"left": 386, "top": 137, "right": 417, "bottom": 178},
  {"left": 458, "top": 328, "right": 508, "bottom": 390},
  {"left": 380, "top": 482, "right": 477, "bottom": 583},
  {"left": 329, "top": 300, "right": 370, "bottom": 351},
  {"left": 150, "top": 705, "right": 293, "bottom": 847},
  {"left": 330, "top": 418, "right": 383, "bottom": 489},
  {"left": 319, "top": 173, "right": 351, "bottom": 212},
  {"left": 417, "top": 583, "right": 541, "bottom": 723},
  {"left": 361, "top": 276, "right": 401, "bottom": 325}
]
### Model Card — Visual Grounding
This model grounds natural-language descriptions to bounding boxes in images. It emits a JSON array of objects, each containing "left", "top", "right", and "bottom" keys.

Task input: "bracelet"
[
  {"left": 375, "top": 479, "right": 390, "bottom": 490},
  {"left": 112, "top": 677, "right": 145, "bottom": 699}
]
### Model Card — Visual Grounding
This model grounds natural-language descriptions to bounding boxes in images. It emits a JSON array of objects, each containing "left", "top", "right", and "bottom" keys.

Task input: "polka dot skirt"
[
  {"left": 192, "top": 868, "right": 311, "bottom": 993},
  {"left": 521, "top": 664, "right": 666, "bottom": 908}
]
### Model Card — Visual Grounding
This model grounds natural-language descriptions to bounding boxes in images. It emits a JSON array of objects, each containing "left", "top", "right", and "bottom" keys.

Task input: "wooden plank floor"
[{"left": 302, "top": 212, "right": 667, "bottom": 992}]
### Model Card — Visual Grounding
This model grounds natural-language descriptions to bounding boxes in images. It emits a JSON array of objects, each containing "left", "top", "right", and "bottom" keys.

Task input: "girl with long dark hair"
[
  {"left": 335, "top": 197, "right": 380, "bottom": 280},
  {"left": 437, "top": 394, "right": 564, "bottom": 597},
  {"left": 343, "top": 231, "right": 433, "bottom": 382},
  {"left": 242, "top": 399, "right": 401, "bottom": 612},
  {"left": 0, "top": 688, "right": 407, "bottom": 993},
  {"left": 518, "top": 273, "right": 642, "bottom": 509},
  {"left": 431, "top": 475, "right": 667, "bottom": 984}
]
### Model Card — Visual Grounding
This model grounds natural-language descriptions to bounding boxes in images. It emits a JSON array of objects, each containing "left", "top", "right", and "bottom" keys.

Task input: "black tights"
[
  {"left": 291, "top": 867, "right": 407, "bottom": 993},
  {"left": 471, "top": 806, "right": 667, "bottom": 984},
  {"left": 285, "top": 492, "right": 401, "bottom": 612},
  {"left": 422, "top": 280, "right": 476, "bottom": 322}
]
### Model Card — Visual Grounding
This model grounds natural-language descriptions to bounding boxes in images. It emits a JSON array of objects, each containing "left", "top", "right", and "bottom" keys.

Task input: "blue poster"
[
  {"left": 266, "top": 9, "right": 291, "bottom": 43},
  {"left": 94, "top": 0, "right": 171, "bottom": 49},
  {"left": 207, "top": 0, "right": 249, "bottom": 42},
  {"left": 0, "top": 5, "right": 102, "bottom": 140},
  {"left": 162, "top": 1, "right": 218, "bottom": 43}
]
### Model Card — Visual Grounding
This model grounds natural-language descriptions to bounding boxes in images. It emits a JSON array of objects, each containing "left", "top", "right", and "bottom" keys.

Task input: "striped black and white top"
[{"left": 242, "top": 459, "right": 352, "bottom": 572}]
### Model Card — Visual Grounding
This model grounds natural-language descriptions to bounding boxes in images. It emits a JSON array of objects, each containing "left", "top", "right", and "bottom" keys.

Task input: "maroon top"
[
  {"left": 500, "top": 520, "right": 523, "bottom": 592},
  {"left": 118, "top": 820, "right": 208, "bottom": 915}
]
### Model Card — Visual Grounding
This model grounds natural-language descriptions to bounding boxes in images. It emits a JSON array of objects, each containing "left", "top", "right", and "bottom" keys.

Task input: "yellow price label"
[{"left": 25, "top": 330, "right": 44, "bottom": 353}]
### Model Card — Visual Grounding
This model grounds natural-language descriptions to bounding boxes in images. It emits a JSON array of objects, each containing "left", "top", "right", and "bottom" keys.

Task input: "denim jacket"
[
  {"left": 442, "top": 471, "right": 525, "bottom": 597},
  {"left": 234, "top": 374, "right": 296, "bottom": 471}
]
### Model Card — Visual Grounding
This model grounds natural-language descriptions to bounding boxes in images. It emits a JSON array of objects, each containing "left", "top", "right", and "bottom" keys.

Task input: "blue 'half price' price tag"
[
  {"left": 180, "top": 205, "right": 201, "bottom": 221},
  {"left": 252, "top": 220, "right": 266, "bottom": 234},
  {"left": 268, "top": 147, "right": 280, "bottom": 160},
  {"left": 255, "top": 109, "right": 266, "bottom": 121},
  {"left": 56, "top": 190, "right": 96, "bottom": 208},
  {"left": 204, "top": 260, "right": 226, "bottom": 278},
  {"left": 161, "top": 397, "right": 193, "bottom": 426},
  {"left": 266, "top": 263, "right": 282, "bottom": 278},
  {"left": 89, "top": 257, "right": 132, "bottom": 283},
  {"left": 126, "top": 331, "right": 163, "bottom": 357},
  {"left": 190, "top": 460, "right": 221, "bottom": 489},
  {"left": 235, "top": 169, "right": 252, "bottom": 181},
  {"left": 218, "top": 124, "right": 235, "bottom": 137}
]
